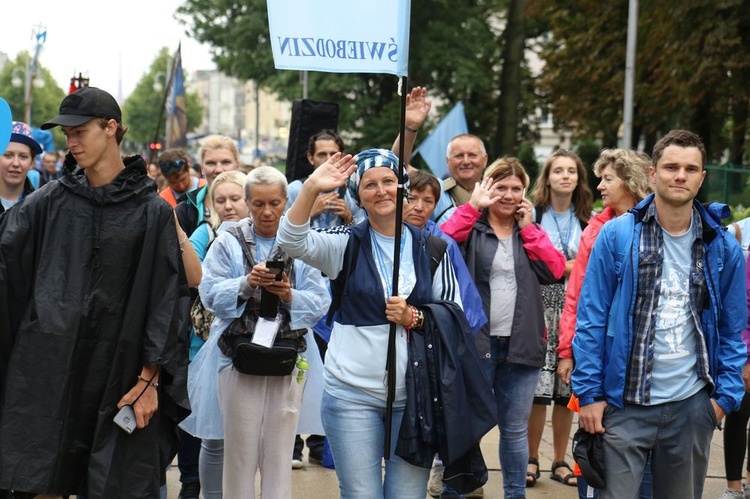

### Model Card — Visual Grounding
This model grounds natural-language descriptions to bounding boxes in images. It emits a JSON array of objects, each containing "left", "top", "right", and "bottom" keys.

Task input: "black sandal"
[
  {"left": 550, "top": 460, "right": 577, "bottom": 486},
  {"left": 526, "top": 457, "right": 541, "bottom": 487}
]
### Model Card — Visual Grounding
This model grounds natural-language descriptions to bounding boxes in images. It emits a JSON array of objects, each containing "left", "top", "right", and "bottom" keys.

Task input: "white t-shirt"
[{"left": 726, "top": 216, "right": 750, "bottom": 260}]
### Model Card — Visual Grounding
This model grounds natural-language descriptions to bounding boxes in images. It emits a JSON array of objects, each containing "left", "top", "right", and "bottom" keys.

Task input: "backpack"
[{"left": 326, "top": 230, "right": 448, "bottom": 326}]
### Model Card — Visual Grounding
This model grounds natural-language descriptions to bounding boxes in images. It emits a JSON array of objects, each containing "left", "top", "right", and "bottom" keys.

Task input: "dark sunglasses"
[{"left": 159, "top": 160, "right": 188, "bottom": 175}]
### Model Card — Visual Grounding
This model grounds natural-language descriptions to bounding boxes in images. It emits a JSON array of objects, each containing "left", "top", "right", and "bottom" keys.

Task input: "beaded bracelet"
[
  {"left": 414, "top": 308, "right": 424, "bottom": 329},
  {"left": 406, "top": 305, "right": 424, "bottom": 331}
]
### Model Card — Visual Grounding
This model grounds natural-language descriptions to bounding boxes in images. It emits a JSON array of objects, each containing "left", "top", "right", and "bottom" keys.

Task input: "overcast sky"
[{"left": 3, "top": 0, "right": 217, "bottom": 104}]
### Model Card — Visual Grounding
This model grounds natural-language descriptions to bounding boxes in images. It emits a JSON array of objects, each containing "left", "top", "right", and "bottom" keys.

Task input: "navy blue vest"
[{"left": 336, "top": 221, "right": 435, "bottom": 327}]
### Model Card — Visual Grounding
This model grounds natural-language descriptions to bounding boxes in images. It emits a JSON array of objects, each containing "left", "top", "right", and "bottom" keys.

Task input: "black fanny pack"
[{"left": 219, "top": 335, "right": 301, "bottom": 376}]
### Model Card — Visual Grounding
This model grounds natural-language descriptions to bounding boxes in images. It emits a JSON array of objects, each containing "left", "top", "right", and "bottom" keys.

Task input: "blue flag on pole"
[
  {"left": 412, "top": 101, "right": 468, "bottom": 179},
  {"left": 267, "top": 0, "right": 411, "bottom": 76},
  {"left": 166, "top": 43, "right": 187, "bottom": 149}
]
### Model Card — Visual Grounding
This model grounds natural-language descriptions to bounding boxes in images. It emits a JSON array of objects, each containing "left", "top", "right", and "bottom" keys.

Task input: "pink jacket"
[
  {"left": 557, "top": 207, "right": 616, "bottom": 359},
  {"left": 440, "top": 202, "right": 566, "bottom": 278}
]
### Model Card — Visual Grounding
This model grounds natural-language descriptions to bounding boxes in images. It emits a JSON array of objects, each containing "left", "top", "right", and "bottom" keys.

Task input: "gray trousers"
[{"left": 600, "top": 388, "right": 716, "bottom": 499}]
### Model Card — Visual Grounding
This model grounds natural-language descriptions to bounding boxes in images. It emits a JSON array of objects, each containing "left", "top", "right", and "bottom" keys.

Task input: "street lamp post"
[
  {"left": 11, "top": 25, "right": 47, "bottom": 125},
  {"left": 25, "top": 26, "right": 46, "bottom": 125},
  {"left": 11, "top": 65, "right": 44, "bottom": 125}
]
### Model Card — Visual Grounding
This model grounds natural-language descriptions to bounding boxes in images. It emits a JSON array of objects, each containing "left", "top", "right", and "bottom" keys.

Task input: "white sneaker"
[
  {"left": 719, "top": 488, "right": 744, "bottom": 499},
  {"left": 427, "top": 467, "right": 443, "bottom": 497},
  {"left": 292, "top": 458, "right": 303, "bottom": 469}
]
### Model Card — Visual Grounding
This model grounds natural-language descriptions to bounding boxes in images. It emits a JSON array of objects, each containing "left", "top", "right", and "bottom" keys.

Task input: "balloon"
[{"left": 0, "top": 98, "right": 12, "bottom": 154}]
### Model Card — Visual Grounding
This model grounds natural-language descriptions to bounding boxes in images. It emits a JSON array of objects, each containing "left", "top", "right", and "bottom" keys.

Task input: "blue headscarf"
[{"left": 347, "top": 148, "right": 409, "bottom": 207}]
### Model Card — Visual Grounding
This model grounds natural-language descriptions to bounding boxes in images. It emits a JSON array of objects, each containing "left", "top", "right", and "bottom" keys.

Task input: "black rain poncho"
[{"left": 0, "top": 155, "right": 190, "bottom": 498}]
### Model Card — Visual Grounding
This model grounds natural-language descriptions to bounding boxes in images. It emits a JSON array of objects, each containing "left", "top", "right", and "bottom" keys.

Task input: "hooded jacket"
[
  {"left": 571, "top": 195, "right": 746, "bottom": 413},
  {"left": 175, "top": 184, "right": 208, "bottom": 237},
  {"left": 0, "top": 155, "right": 191, "bottom": 498}
]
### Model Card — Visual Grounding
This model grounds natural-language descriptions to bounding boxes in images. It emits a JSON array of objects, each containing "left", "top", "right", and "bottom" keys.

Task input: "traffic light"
[
  {"left": 68, "top": 73, "right": 90, "bottom": 94},
  {"left": 149, "top": 143, "right": 162, "bottom": 151}
]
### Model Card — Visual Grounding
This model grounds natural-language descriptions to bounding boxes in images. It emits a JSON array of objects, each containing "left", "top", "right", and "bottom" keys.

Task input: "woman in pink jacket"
[
  {"left": 441, "top": 157, "right": 566, "bottom": 499},
  {"left": 556, "top": 149, "right": 651, "bottom": 381}
]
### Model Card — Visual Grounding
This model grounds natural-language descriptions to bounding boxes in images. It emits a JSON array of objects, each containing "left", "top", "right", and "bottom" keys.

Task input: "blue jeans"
[
  {"left": 321, "top": 391, "right": 430, "bottom": 499},
  {"left": 483, "top": 337, "right": 541, "bottom": 499}
]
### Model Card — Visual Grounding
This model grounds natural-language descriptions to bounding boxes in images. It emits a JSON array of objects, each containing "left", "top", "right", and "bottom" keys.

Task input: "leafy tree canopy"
[
  {"left": 530, "top": 0, "right": 750, "bottom": 159},
  {"left": 0, "top": 53, "right": 67, "bottom": 148}
]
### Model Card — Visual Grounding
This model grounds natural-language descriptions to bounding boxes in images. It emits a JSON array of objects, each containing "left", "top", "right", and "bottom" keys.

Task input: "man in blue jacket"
[{"left": 572, "top": 129, "right": 747, "bottom": 499}]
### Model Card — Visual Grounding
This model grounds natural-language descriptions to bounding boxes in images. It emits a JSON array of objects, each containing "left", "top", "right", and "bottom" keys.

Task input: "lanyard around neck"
[
  {"left": 251, "top": 227, "right": 276, "bottom": 263},
  {"left": 551, "top": 207, "right": 574, "bottom": 260},
  {"left": 371, "top": 228, "right": 405, "bottom": 300}
]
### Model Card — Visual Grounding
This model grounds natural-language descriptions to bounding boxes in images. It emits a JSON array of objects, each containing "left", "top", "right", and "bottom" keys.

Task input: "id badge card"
[{"left": 252, "top": 315, "right": 282, "bottom": 347}]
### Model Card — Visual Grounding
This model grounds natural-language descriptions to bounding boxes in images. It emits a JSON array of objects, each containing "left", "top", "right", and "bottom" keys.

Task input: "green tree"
[
  {"left": 0, "top": 53, "right": 67, "bottom": 145},
  {"left": 121, "top": 48, "right": 203, "bottom": 148},
  {"left": 175, "top": 0, "right": 538, "bottom": 157},
  {"left": 530, "top": 0, "right": 750, "bottom": 161}
]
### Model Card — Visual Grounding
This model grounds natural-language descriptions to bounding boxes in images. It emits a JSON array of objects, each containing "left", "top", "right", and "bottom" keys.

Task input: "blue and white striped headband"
[{"left": 347, "top": 148, "right": 409, "bottom": 207}]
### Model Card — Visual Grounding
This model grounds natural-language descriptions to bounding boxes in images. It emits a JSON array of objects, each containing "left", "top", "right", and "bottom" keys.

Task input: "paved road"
[{"left": 165, "top": 418, "right": 731, "bottom": 498}]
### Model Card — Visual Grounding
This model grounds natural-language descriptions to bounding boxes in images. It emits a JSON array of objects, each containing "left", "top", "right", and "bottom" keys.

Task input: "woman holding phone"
[
  {"left": 440, "top": 157, "right": 566, "bottom": 498},
  {"left": 184, "top": 167, "right": 329, "bottom": 498}
]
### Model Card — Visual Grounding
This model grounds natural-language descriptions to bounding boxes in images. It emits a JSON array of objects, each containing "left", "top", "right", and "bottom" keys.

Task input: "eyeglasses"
[{"left": 159, "top": 159, "right": 188, "bottom": 175}]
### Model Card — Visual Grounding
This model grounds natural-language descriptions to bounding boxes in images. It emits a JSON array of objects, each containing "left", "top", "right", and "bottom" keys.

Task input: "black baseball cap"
[
  {"left": 41, "top": 87, "right": 122, "bottom": 130},
  {"left": 572, "top": 428, "right": 606, "bottom": 489}
]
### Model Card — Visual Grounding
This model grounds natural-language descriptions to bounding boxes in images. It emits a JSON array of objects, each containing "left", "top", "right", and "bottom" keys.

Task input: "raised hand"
[
  {"left": 404, "top": 86, "right": 431, "bottom": 131},
  {"left": 306, "top": 152, "right": 357, "bottom": 194},
  {"left": 469, "top": 177, "right": 502, "bottom": 211}
]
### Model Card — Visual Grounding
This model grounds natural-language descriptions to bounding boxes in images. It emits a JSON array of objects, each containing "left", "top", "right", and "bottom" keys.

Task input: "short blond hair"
[{"left": 199, "top": 135, "right": 239, "bottom": 163}]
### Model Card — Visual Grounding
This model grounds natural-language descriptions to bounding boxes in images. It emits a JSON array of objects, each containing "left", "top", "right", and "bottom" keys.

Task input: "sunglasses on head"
[{"left": 159, "top": 159, "right": 188, "bottom": 175}]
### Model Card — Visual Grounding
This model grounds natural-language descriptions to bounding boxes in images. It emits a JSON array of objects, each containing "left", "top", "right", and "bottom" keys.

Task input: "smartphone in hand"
[
  {"left": 113, "top": 405, "right": 137, "bottom": 434},
  {"left": 266, "top": 259, "right": 284, "bottom": 281},
  {"left": 515, "top": 188, "right": 527, "bottom": 220}
]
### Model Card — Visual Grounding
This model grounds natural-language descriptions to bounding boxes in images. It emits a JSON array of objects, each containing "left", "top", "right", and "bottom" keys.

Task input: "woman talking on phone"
[{"left": 440, "top": 157, "right": 566, "bottom": 499}]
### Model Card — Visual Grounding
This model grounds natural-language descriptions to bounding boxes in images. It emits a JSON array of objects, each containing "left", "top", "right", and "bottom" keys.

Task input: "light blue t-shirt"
[
  {"left": 538, "top": 207, "right": 583, "bottom": 261},
  {"left": 649, "top": 227, "right": 705, "bottom": 404},
  {"left": 0, "top": 196, "right": 17, "bottom": 211}
]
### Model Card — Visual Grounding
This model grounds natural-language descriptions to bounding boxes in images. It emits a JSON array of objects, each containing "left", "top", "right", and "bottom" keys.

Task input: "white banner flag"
[{"left": 267, "top": 0, "right": 411, "bottom": 76}]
